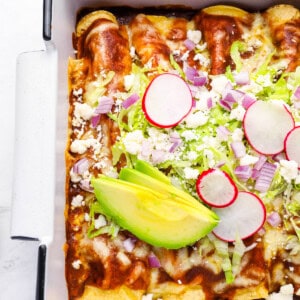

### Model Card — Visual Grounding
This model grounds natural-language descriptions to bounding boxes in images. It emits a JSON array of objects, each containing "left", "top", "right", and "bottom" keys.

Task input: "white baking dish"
[{"left": 45, "top": 0, "right": 300, "bottom": 299}]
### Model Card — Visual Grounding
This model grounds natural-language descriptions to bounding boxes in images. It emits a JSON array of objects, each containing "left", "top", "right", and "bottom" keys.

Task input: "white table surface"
[{"left": 0, "top": 1, "right": 45, "bottom": 299}]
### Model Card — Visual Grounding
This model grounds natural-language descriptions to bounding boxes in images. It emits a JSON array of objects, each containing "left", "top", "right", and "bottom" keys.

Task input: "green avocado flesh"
[
  {"left": 134, "top": 160, "right": 170, "bottom": 184},
  {"left": 91, "top": 175, "right": 219, "bottom": 249},
  {"left": 119, "top": 167, "right": 210, "bottom": 211}
]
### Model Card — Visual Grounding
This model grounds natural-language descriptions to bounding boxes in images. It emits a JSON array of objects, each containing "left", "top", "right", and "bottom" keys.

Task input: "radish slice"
[
  {"left": 142, "top": 73, "right": 193, "bottom": 128},
  {"left": 284, "top": 126, "right": 300, "bottom": 168},
  {"left": 243, "top": 100, "right": 294, "bottom": 155},
  {"left": 213, "top": 191, "right": 266, "bottom": 242},
  {"left": 196, "top": 169, "right": 238, "bottom": 208}
]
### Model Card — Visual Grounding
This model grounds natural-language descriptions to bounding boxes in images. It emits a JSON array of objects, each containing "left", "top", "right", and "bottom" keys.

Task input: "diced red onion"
[
  {"left": 234, "top": 71, "right": 250, "bottom": 85},
  {"left": 141, "top": 140, "right": 152, "bottom": 158},
  {"left": 207, "top": 97, "right": 213, "bottom": 109},
  {"left": 123, "top": 238, "right": 136, "bottom": 252},
  {"left": 219, "top": 99, "right": 232, "bottom": 111},
  {"left": 251, "top": 168, "right": 260, "bottom": 180},
  {"left": 231, "top": 141, "right": 246, "bottom": 158},
  {"left": 148, "top": 253, "right": 161, "bottom": 268},
  {"left": 91, "top": 114, "right": 101, "bottom": 128},
  {"left": 254, "top": 155, "right": 267, "bottom": 171},
  {"left": 267, "top": 211, "right": 281, "bottom": 227},
  {"left": 151, "top": 150, "right": 166, "bottom": 164},
  {"left": 192, "top": 99, "right": 197, "bottom": 108},
  {"left": 222, "top": 92, "right": 237, "bottom": 104},
  {"left": 223, "top": 81, "right": 233, "bottom": 94},
  {"left": 184, "top": 39, "right": 196, "bottom": 50},
  {"left": 294, "top": 86, "right": 300, "bottom": 100},
  {"left": 170, "top": 131, "right": 181, "bottom": 142},
  {"left": 230, "top": 89, "right": 245, "bottom": 103},
  {"left": 216, "top": 126, "right": 230, "bottom": 141},
  {"left": 94, "top": 96, "right": 114, "bottom": 114},
  {"left": 193, "top": 75, "right": 207, "bottom": 86},
  {"left": 254, "top": 162, "right": 277, "bottom": 193},
  {"left": 169, "top": 133, "right": 182, "bottom": 152},
  {"left": 73, "top": 158, "right": 90, "bottom": 175},
  {"left": 122, "top": 93, "right": 140, "bottom": 109},
  {"left": 215, "top": 160, "right": 226, "bottom": 168},
  {"left": 242, "top": 94, "right": 256, "bottom": 109},
  {"left": 219, "top": 91, "right": 238, "bottom": 110},
  {"left": 185, "top": 66, "right": 199, "bottom": 81},
  {"left": 234, "top": 165, "right": 252, "bottom": 181},
  {"left": 79, "top": 179, "right": 94, "bottom": 192},
  {"left": 169, "top": 141, "right": 181, "bottom": 153}
]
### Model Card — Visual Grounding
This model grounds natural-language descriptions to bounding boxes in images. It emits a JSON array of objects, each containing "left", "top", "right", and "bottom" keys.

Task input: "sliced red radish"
[
  {"left": 243, "top": 100, "right": 294, "bottom": 155},
  {"left": 284, "top": 126, "right": 300, "bottom": 168},
  {"left": 142, "top": 73, "right": 193, "bottom": 128},
  {"left": 196, "top": 169, "right": 238, "bottom": 208},
  {"left": 213, "top": 191, "right": 266, "bottom": 242}
]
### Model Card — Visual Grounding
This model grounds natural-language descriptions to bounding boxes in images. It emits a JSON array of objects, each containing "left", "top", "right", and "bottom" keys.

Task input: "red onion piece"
[
  {"left": 169, "top": 141, "right": 181, "bottom": 153},
  {"left": 267, "top": 211, "right": 281, "bottom": 227},
  {"left": 94, "top": 96, "right": 114, "bottom": 114},
  {"left": 91, "top": 114, "right": 101, "bottom": 128},
  {"left": 254, "top": 155, "right": 267, "bottom": 171},
  {"left": 192, "top": 99, "right": 197, "bottom": 108},
  {"left": 184, "top": 39, "right": 196, "bottom": 50},
  {"left": 231, "top": 141, "right": 246, "bottom": 158},
  {"left": 73, "top": 158, "right": 90, "bottom": 175},
  {"left": 223, "top": 81, "right": 233, "bottom": 94},
  {"left": 169, "top": 132, "right": 182, "bottom": 152},
  {"left": 216, "top": 125, "right": 230, "bottom": 141},
  {"left": 219, "top": 99, "right": 232, "bottom": 111},
  {"left": 151, "top": 150, "right": 166, "bottom": 164},
  {"left": 185, "top": 66, "right": 199, "bottom": 81},
  {"left": 122, "top": 93, "right": 140, "bottom": 109},
  {"left": 234, "top": 165, "right": 252, "bottom": 181},
  {"left": 123, "top": 238, "right": 136, "bottom": 252},
  {"left": 141, "top": 140, "right": 152, "bottom": 158},
  {"left": 220, "top": 91, "right": 241, "bottom": 110},
  {"left": 79, "top": 179, "right": 94, "bottom": 192},
  {"left": 251, "top": 168, "right": 260, "bottom": 180},
  {"left": 254, "top": 162, "right": 277, "bottom": 193},
  {"left": 170, "top": 131, "right": 181, "bottom": 142},
  {"left": 207, "top": 97, "right": 213, "bottom": 109},
  {"left": 148, "top": 253, "right": 161, "bottom": 268},
  {"left": 215, "top": 160, "right": 226, "bottom": 168},
  {"left": 294, "top": 86, "right": 300, "bottom": 100},
  {"left": 234, "top": 71, "right": 250, "bottom": 85},
  {"left": 242, "top": 94, "right": 256, "bottom": 109},
  {"left": 193, "top": 75, "right": 207, "bottom": 86}
]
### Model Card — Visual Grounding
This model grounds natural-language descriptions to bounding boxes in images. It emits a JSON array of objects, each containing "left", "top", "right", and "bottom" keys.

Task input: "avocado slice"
[
  {"left": 91, "top": 176, "right": 219, "bottom": 249},
  {"left": 134, "top": 160, "right": 170, "bottom": 184},
  {"left": 119, "top": 167, "right": 205, "bottom": 211}
]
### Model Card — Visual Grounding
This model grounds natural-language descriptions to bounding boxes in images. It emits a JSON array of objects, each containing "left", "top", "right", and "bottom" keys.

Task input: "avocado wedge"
[
  {"left": 91, "top": 176, "right": 219, "bottom": 249},
  {"left": 134, "top": 160, "right": 170, "bottom": 184},
  {"left": 119, "top": 167, "right": 205, "bottom": 210}
]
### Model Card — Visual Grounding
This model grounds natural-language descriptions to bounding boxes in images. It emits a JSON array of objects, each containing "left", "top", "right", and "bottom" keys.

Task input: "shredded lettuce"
[
  {"left": 232, "top": 236, "right": 246, "bottom": 277},
  {"left": 170, "top": 54, "right": 185, "bottom": 79},
  {"left": 84, "top": 71, "right": 115, "bottom": 106},
  {"left": 208, "top": 234, "right": 234, "bottom": 284},
  {"left": 87, "top": 201, "right": 120, "bottom": 239},
  {"left": 230, "top": 41, "right": 247, "bottom": 73}
]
